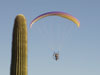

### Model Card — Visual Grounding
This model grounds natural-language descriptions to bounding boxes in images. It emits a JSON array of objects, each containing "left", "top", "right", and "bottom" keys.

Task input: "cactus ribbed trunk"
[{"left": 10, "top": 14, "right": 27, "bottom": 75}]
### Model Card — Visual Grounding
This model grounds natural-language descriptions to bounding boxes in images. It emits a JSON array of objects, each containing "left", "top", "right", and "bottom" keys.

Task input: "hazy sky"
[{"left": 0, "top": 0, "right": 100, "bottom": 75}]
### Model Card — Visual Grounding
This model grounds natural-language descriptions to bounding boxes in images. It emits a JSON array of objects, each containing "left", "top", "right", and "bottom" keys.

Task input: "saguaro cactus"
[{"left": 10, "top": 14, "right": 28, "bottom": 75}]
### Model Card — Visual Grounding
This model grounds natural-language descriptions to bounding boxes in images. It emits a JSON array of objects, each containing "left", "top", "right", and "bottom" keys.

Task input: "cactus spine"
[{"left": 10, "top": 14, "right": 28, "bottom": 75}]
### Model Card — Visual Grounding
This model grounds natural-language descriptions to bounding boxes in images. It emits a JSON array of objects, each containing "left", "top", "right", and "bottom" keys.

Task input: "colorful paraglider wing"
[{"left": 30, "top": 11, "right": 80, "bottom": 28}]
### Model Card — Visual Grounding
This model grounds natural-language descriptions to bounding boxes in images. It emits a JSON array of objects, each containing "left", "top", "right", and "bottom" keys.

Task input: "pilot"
[{"left": 53, "top": 52, "right": 59, "bottom": 61}]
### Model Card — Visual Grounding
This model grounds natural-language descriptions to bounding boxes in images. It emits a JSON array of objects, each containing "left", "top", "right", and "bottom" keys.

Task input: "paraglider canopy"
[{"left": 30, "top": 11, "right": 80, "bottom": 28}]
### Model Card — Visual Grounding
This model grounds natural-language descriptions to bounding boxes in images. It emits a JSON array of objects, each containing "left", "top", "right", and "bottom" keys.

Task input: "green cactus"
[{"left": 10, "top": 14, "right": 28, "bottom": 75}]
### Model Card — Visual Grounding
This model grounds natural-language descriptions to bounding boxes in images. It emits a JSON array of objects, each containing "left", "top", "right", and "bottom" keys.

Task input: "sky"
[{"left": 0, "top": 0, "right": 100, "bottom": 75}]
